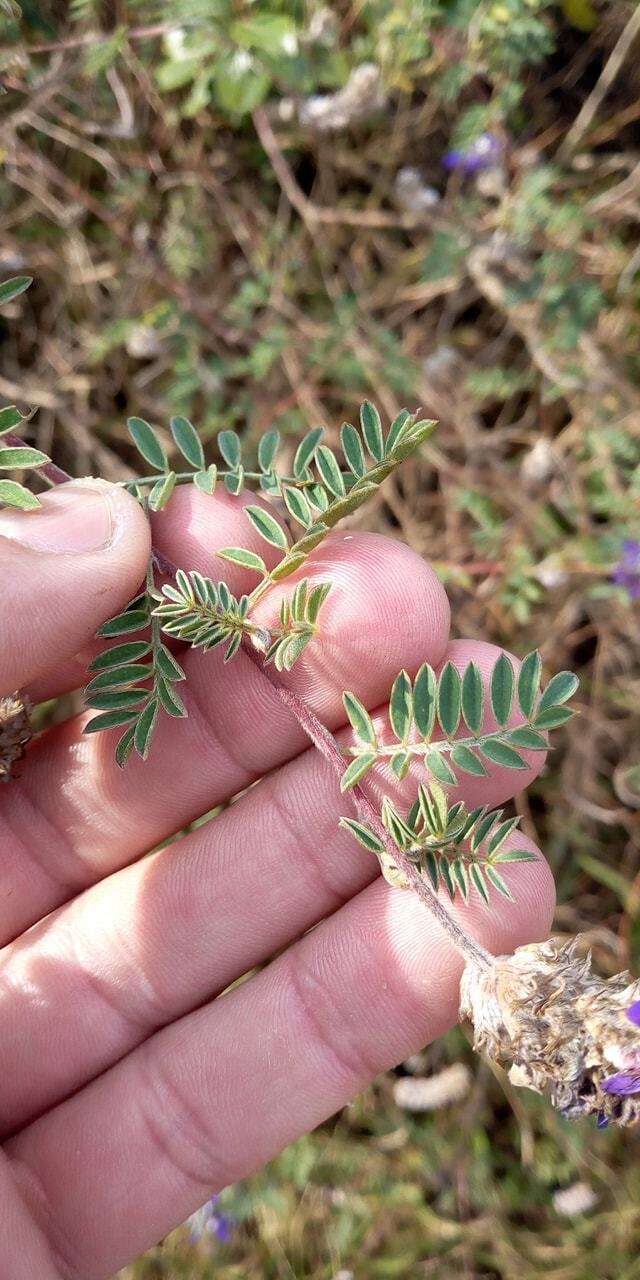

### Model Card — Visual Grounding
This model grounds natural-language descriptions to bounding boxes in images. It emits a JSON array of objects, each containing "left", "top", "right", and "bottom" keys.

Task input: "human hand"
[{"left": 0, "top": 479, "right": 554, "bottom": 1279}]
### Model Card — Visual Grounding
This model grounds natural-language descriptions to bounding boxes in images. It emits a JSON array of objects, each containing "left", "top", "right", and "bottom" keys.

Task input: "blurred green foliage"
[{"left": 2, "top": 1, "right": 640, "bottom": 1277}]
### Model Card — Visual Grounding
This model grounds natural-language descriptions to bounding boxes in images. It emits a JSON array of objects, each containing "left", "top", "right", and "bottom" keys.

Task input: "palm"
[{"left": 0, "top": 481, "right": 553, "bottom": 1279}]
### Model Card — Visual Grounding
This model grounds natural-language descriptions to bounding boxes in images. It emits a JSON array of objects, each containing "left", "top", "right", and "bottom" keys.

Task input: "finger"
[
  {"left": 0, "top": 480, "right": 150, "bottom": 698},
  {"left": 0, "top": 510, "right": 450, "bottom": 942},
  {"left": 0, "top": 1150, "right": 62, "bottom": 1279},
  {"left": 0, "top": 639, "right": 545, "bottom": 1130},
  {"left": 7, "top": 853, "right": 554, "bottom": 1280}
]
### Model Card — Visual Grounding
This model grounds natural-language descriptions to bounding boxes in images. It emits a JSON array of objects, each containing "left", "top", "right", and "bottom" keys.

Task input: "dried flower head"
[
  {"left": 459, "top": 937, "right": 640, "bottom": 1126},
  {"left": 0, "top": 691, "right": 32, "bottom": 782}
]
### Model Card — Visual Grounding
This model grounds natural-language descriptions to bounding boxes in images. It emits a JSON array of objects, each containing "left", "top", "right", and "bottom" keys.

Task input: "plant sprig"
[
  {"left": 341, "top": 781, "right": 536, "bottom": 905},
  {"left": 340, "top": 651, "right": 578, "bottom": 791},
  {"left": 84, "top": 557, "right": 187, "bottom": 763},
  {"left": 88, "top": 401, "right": 437, "bottom": 763}
]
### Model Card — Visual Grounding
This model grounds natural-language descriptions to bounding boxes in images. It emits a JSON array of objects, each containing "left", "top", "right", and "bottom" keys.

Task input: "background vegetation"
[{"left": 1, "top": 1, "right": 640, "bottom": 1276}]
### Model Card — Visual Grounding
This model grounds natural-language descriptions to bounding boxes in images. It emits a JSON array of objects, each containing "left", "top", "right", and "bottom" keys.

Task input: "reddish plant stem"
[{"left": 16, "top": 450, "right": 490, "bottom": 969}]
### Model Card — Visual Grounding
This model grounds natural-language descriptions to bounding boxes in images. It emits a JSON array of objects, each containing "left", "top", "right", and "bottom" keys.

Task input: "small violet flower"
[
  {"left": 443, "top": 131, "right": 504, "bottom": 175},
  {"left": 601, "top": 1001, "right": 640, "bottom": 1098},
  {"left": 188, "top": 1194, "right": 235, "bottom": 1245},
  {"left": 612, "top": 539, "right": 640, "bottom": 600}
]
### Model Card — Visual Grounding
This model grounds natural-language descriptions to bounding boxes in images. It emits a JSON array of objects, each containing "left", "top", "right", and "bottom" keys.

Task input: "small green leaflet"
[
  {"left": 170, "top": 416, "right": 204, "bottom": 469},
  {"left": 245, "top": 505, "right": 288, "bottom": 550},
  {"left": 0, "top": 276, "right": 32, "bottom": 306},
  {"left": 217, "top": 547, "right": 267, "bottom": 575},
  {"left": 0, "top": 406, "right": 26, "bottom": 436},
  {"left": 128, "top": 417, "right": 168, "bottom": 471},
  {"left": 360, "top": 401, "right": 384, "bottom": 460},
  {"left": 0, "top": 480, "right": 40, "bottom": 509},
  {"left": 0, "top": 447, "right": 49, "bottom": 469}
]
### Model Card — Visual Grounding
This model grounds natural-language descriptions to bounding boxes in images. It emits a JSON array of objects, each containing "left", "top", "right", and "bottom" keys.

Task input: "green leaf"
[
  {"left": 148, "top": 471, "right": 176, "bottom": 511},
  {"left": 343, "top": 691, "right": 377, "bottom": 747},
  {"left": 340, "top": 753, "right": 377, "bottom": 791},
  {"left": 450, "top": 743, "right": 487, "bottom": 776},
  {"left": 217, "top": 547, "right": 267, "bottom": 575},
  {"left": 389, "top": 670, "right": 412, "bottom": 742},
  {"left": 83, "top": 709, "right": 139, "bottom": 734},
  {"left": 340, "top": 423, "right": 366, "bottom": 477},
  {"left": 470, "top": 863, "right": 490, "bottom": 904},
  {"left": 224, "top": 467, "right": 244, "bottom": 495},
  {"left": 115, "top": 723, "right": 136, "bottom": 768},
  {"left": 170, "top": 416, "right": 204, "bottom": 468},
  {"left": 245, "top": 505, "right": 288, "bottom": 550},
  {"left": 486, "top": 816, "right": 522, "bottom": 856},
  {"left": 413, "top": 663, "right": 436, "bottom": 740},
  {"left": 315, "top": 445, "right": 346, "bottom": 498},
  {"left": 517, "top": 650, "right": 542, "bottom": 719},
  {"left": 426, "top": 750, "right": 457, "bottom": 785},
  {"left": 491, "top": 653, "right": 515, "bottom": 727},
  {"left": 97, "top": 609, "right": 150, "bottom": 637},
  {"left": 479, "top": 739, "right": 528, "bottom": 769},
  {"left": 156, "top": 644, "right": 186, "bottom": 683},
  {"left": 533, "top": 705, "right": 574, "bottom": 730},
  {"left": 360, "top": 401, "right": 384, "bottom": 461},
  {"left": 0, "top": 480, "right": 40, "bottom": 509},
  {"left": 218, "top": 430, "right": 242, "bottom": 469},
  {"left": 134, "top": 697, "right": 159, "bottom": 759},
  {"left": 339, "top": 817, "right": 384, "bottom": 854},
  {"left": 462, "top": 662, "right": 484, "bottom": 734},
  {"left": 294, "top": 427, "right": 324, "bottom": 478},
  {"left": 86, "top": 663, "right": 153, "bottom": 693},
  {"left": 156, "top": 677, "right": 187, "bottom": 718},
  {"left": 0, "top": 275, "right": 32, "bottom": 306},
  {"left": 484, "top": 865, "right": 515, "bottom": 901},
  {"left": 391, "top": 751, "right": 412, "bottom": 779},
  {"left": 471, "top": 810, "right": 501, "bottom": 851},
  {"left": 194, "top": 465, "right": 217, "bottom": 494},
  {"left": 0, "top": 406, "right": 26, "bottom": 436},
  {"left": 492, "top": 848, "right": 537, "bottom": 864},
  {"left": 385, "top": 410, "right": 412, "bottom": 455},
  {"left": 538, "top": 671, "right": 579, "bottom": 711},
  {"left": 282, "top": 485, "right": 312, "bottom": 528},
  {"left": 258, "top": 429, "right": 280, "bottom": 472},
  {"left": 0, "top": 447, "right": 48, "bottom": 469},
  {"left": 86, "top": 688, "right": 149, "bottom": 711},
  {"left": 306, "top": 582, "right": 331, "bottom": 623},
  {"left": 437, "top": 662, "right": 462, "bottom": 738},
  {"left": 507, "top": 726, "right": 548, "bottom": 751},
  {"left": 89, "top": 641, "right": 152, "bottom": 672},
  {"left": 128, "top": 417, "right": 167, "bottom": 471}
]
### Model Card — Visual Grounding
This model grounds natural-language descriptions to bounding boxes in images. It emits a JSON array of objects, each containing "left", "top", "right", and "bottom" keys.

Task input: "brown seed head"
[{"left": 459, "top": 937, "right": 640, "bottom": 1126}]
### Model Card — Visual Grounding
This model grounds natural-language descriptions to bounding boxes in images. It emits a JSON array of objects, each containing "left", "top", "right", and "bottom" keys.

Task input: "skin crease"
[{"left": 0, "top": 482, "right": 555, "bottom": 1280}]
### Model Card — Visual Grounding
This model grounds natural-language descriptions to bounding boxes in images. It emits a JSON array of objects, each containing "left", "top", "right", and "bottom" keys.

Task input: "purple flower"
[
  {"left": 627, "top": 1000, "right": 640, "bottom": 1027},
  {"left": 188, "top": 1194, "right": 235, "bottom": 1245},
  {"left": 443, "top": 132, "right": 504, "bottom": 175},
  {"left": 601, "top": 1070, "right": 640, "bottom": 1097},
  {"left": 612, "top": 539, "right": 640, "bottom": 599}
]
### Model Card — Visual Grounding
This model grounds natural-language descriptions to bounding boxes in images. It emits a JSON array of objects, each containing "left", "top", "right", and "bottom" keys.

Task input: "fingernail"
[{"left": 0, "top": 481, "right": 115, "bottom": 553}]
